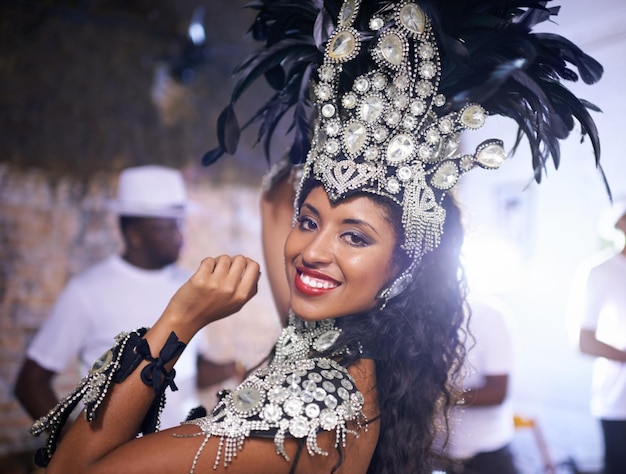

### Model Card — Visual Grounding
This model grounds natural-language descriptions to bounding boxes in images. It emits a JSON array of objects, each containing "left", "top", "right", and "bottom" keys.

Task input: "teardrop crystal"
[
  {"left": 379, "top": 33, "right": 404, "bottom": 66},
  {"left": 339, "top": 0, "right": 356, "bottom": 27},
  {"left": 442, "top": 135, "right": 461, "bottom": 158},
  {"left": 460, "top": 105, "right": 486, "bottom": 129},
  {"left": 431, "top": 161, "right": 459, "bottom": 190},
  {"left": 476, "top": 142, "right": 506, "bottom": 168},
  {"left": 344, "top": 122, "right": 368, "bottom": 155},
  {"left": 360, "top": 95, "right": 384, "bottom": 123},
  {"left": 387, "top": 134, "right": 415, "bottom": 164},
  {"left": 329, "top": 30, "right": 357, "bottom": 61},
  {"left": 399, "top": 4, "right": 426, "bottom": 35}
]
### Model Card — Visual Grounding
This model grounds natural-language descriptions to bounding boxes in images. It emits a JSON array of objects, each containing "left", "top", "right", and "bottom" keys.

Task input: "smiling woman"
[{"left": 29, "top": 0, "right": 606, "bottom": 473}]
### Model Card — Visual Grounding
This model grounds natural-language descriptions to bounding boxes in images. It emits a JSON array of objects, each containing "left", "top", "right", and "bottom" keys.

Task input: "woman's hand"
[{"left": 162, "top": 255, "right": 260, "bottom": 335}]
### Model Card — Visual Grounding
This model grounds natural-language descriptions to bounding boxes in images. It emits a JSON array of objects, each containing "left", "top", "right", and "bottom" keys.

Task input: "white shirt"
[
  {"left": 576, "top": 252, "right": 626, "bottom": 419},
  {"left": 27, "top": 255, "right": 201, "bottom": 428},
  {"left": 446, "top": 296, "right": 516, "bottom": 459}
]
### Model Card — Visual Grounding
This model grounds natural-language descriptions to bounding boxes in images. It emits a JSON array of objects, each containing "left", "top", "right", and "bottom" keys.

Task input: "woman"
[
  {"left": 39, "top": 172, "right": 465, "bottom": 473},
  {"left": 33, "top": 0, "right": 604, "bottom": 472}
]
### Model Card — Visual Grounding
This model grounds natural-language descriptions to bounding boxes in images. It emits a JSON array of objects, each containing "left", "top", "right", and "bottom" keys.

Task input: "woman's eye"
[
  {"left": 343, "top": 232, "right": 369, "bottom": 247},
  {"left": 297, "top": 216, "right": 317, "bottom": 231}
]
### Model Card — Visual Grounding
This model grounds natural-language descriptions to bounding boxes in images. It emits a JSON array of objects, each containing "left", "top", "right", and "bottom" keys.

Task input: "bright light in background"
[
  {"left": 188, "top": 23, "right": 205, "bottom": 45},
  {"left": 461, "top": 233, "right": 525, "bottom": 294},
  {"left": 188, "top": 6, "right": 206, "bottom": 45}
]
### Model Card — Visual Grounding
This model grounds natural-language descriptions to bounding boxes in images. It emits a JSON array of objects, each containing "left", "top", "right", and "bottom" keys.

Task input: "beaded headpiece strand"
[{"left": 203, "top": 0, "right": 605, "bottom": 260}]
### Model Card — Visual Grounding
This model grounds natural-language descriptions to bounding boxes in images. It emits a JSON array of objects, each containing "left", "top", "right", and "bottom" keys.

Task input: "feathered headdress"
[
  {"left": 204, "top": 0, "right": 603, "bottom": 174},
  {"left": 203, "top": 0, "right": 605, "bottom": 261}
]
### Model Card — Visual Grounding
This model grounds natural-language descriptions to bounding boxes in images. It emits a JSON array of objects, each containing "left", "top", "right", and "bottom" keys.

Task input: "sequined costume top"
[{"left": 177, "top": 314, "right": 367, "bottom": 472}]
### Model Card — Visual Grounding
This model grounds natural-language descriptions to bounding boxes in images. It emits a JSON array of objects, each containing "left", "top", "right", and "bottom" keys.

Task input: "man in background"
[
  {"left": 14, "top": 165, "right": 242, "bottom": 429},
  {"left": 574, "top": 199, "right": 626, "bottom": 474},
  {"left": 444, "top": 296, "right": 519, "bottom": 474}
]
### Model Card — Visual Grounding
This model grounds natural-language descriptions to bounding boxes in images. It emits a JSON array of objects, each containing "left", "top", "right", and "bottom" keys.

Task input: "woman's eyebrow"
[
  {"left": 303, "top": 202, "right": 380, "bottom": 236},
  {"left": 301, "top": 202, "right": 320, "bottom": 216},
  {"left": 343, "top": 218, "right": 380, "bottom": 236}
]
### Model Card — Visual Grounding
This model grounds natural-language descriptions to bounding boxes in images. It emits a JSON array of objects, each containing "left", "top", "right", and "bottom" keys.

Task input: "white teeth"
[{"left": 300, "top": 273, "right": 337, "bottom": 289}]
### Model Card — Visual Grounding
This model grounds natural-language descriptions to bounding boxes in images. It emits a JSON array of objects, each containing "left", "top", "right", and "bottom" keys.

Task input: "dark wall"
[{"left": 0, "top": 0, "right": 280, "bottom": 183}]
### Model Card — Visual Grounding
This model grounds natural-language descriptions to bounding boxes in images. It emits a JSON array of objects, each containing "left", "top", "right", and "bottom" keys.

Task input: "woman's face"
[{"left": 284, "top": 186, "right": 400, "bottom": 321}]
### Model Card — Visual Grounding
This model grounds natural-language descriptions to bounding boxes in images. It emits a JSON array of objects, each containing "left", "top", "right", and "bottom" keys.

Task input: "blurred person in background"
[
  {"left": 572, "top": 198, "right": 626, "bottom": 474},
  {"left": 441, "top": 296, "right": 519, "bottom": 474},
  {"left": 14, "top": 165, "right": 244, "bottom": 429}
]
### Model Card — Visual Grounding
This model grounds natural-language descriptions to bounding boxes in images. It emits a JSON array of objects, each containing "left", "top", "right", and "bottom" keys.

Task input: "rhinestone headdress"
[
  {"left": 203, "top": 0, "right": 605, "bottom": 259},
  {"left": 294, "top": 0, "right": 505, "bottom": 258}
]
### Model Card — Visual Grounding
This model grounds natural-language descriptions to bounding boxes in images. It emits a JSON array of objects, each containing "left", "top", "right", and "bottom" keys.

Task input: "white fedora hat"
[{"left": 107, "top": 165, "right": 189, "bottom": 218}]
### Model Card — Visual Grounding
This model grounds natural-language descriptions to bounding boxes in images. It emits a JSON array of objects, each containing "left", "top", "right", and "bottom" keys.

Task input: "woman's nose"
[{"left": 301, "top": 231, "right": 334, "bottom": 265}]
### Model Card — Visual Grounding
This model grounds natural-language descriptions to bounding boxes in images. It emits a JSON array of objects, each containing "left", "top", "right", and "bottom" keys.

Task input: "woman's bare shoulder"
[{"left": 88, "top": 420, "right": 375, "bottom": 474}]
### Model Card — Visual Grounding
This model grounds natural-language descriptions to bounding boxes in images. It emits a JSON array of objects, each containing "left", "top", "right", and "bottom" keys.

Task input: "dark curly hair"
[{"left": 294, "top": 178, "right": 468, "bottom": 473}]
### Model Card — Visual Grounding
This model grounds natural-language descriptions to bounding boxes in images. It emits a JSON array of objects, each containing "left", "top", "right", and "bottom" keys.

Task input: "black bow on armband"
[
  {"left": 30, "top": 328, "right": 187, "bottom": 468},
  {"left": 136, "top": 332, "right": 186, "bottom": 395}
]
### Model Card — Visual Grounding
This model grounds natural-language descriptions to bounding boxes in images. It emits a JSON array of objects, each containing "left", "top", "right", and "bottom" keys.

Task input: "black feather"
[
  {"left": 216, "top": 104, "right": 240, "bottom": 154},
  {"left": 201, "top": 147, "right": 226, "bottom": 166},
  {"left": 202, "top": 0, "right": 605, "bottom": 194},
  {"left": 426, "top": 0, "right": 604, "bottom": 184}
]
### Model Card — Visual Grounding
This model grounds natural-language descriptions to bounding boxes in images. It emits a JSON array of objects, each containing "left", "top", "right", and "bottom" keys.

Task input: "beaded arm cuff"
[{"left": 30, "top": 328, "right": 186, "bottom": 467}]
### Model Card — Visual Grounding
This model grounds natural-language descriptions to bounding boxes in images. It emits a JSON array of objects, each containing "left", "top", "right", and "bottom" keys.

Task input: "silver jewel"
[
  {"left": 378, "top": 32, "right": 405, "bottom": 67},
  {"left": 431, "top": 161, "right": 459, "bottom": 190},
  {"left": 399, "top": 2, "right": 427, "bottom": 35},
  {"left": 369, "top": 16, "right": 384, "bottom": 31},
  {"left": 305, "top": 403, "right": 321, "bottom": 418},
  {"left": 460, "top": 104, "right": 487, "bottom": 129},
  {"left": 386, "top": 177, "right": 401, "bottom": 194},
  {"left": 315, "top": 83, "right": 332, "bottom": 101},
  {"left": 308, "top": 372, "right": 323, "bottom": 383},
  {"left": 372, "top": 73, "right": 387, "bottom": 90},
  {"left": 342, "top": 92, "right": 357, "bottom": 108},
  {"left": 354, "top": 76, "right": 369, "bottom": 92},
  {"left": 328, "top": 29, "right": 360, "bottom": 62},
  {"left": 233, "top": 384, "right": 264, "bottom": 415},
  {"left": 475, "top": 140, "right": 506, "bottom": 168},
  {"left": 321, "top": 103, "right": 336, "bottom": 118}
]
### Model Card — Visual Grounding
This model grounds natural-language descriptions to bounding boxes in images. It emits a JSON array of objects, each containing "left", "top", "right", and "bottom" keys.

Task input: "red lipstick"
[{"left": 294, "top": 268, "right": 340, "bottom": 296}]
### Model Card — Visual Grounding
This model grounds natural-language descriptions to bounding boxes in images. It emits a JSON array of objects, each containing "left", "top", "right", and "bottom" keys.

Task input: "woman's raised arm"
[
  {"left": 46, "top": 255, "right": 261, "bottom": 473},
  {"left": 260, "top": 168, "right": 297, "bottom": 325}
]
